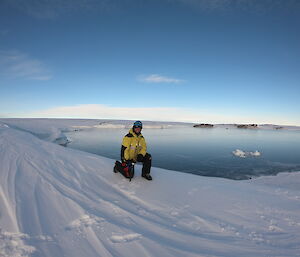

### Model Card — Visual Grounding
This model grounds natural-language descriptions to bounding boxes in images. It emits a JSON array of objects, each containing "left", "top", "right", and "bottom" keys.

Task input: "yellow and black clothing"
[
  {"left": 121, "top": 128, "right": 151, "bottom": 176},
  {"left": 121, "top": 128, "right": 147, "bottom": 162}
]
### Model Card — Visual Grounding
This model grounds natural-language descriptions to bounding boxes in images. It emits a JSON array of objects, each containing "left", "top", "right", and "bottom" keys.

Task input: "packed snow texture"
[
  {"left": 0, "top": 119, "right": 300, "bottom": 257},
  {"left": 232, "top": 149, "right": 261, "bottom": 158},
  {"left": 0, "top": 230, "right": 36, "bottom": 257}
]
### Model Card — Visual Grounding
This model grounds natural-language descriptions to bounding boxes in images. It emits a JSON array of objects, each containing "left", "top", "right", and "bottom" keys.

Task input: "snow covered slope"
[{"left": 0, "top": 123, "right": 300, "bottom": 257}]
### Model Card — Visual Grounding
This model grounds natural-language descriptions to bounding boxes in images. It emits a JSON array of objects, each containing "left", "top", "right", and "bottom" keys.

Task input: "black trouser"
[{"left": 137, "top": 153, "right": 152, "bottom": 175}]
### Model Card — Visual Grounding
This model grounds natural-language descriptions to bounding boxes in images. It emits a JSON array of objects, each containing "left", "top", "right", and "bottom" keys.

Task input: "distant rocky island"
[
  {"left": 235, "top": 124, "right": 258, "bottom": 129},
  {"left": 193, "top": 123, "right": 214, "bottom": 128},
  {"left": 191, "top": 123, "right": 300, "bottom": 130},
  {"left": 193, "top": 123, "right": 259, "bottom": 129}
]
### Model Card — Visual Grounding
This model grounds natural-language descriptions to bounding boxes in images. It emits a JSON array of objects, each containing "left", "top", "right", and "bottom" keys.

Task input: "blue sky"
[{"left": 0, "top": 0, "right": 300, "bottom": 125}]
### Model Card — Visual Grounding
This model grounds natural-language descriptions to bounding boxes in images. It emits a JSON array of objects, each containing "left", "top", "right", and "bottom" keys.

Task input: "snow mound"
[{"left": 232, "top": 149, "right": 261, "bottom": 158}]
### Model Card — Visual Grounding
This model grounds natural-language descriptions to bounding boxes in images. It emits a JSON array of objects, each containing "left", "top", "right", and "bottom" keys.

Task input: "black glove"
[
  {"left": 124, "top": 160, "right": 134, "bottom": 166},
  {"left": 137, "top": 154, "right": 144, "bottom": 162}
]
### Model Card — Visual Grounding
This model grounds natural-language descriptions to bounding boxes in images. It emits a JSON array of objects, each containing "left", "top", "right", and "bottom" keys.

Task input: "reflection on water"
[{"left": 66, "top": 127, "right": 300, "bottom": 180}]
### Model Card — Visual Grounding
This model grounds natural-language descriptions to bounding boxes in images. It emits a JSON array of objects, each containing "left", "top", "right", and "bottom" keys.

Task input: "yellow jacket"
[{"left": 121, "top": 129, "right": 147, "bottom": 162}]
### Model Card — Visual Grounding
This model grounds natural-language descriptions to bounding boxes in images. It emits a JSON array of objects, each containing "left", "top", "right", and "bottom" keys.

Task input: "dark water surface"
[{"left": 66, "top": 127, "right": 300, "bottom": 180}]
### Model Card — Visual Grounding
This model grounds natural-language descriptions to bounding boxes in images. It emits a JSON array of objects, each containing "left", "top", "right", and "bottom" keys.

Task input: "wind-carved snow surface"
[{"left": 0, "top": 121, "right": 300, "bottom": 256}]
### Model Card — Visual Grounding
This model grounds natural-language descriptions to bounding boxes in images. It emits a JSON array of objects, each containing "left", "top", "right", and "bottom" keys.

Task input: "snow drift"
[{"left": 0, "top": 121, "right": 300, "bottom": 257}]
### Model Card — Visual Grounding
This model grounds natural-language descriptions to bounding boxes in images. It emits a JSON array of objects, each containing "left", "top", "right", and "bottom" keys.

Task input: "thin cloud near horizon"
[
  {"left": 138, "top": 74, "right": 185, "bottom": 84},
  {"left": 3, "top": 104, "right": 298, "bottom": 126}
]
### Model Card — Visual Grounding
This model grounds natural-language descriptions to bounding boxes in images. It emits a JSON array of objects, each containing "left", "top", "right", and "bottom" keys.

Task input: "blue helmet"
[{"left": 133, "top": 120, "right": 143, "bottom": 129}]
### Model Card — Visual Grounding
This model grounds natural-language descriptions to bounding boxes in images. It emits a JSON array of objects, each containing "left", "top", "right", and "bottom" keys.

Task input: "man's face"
[{"left": 134, "top": 127, "right": 141, "bottom": 134}]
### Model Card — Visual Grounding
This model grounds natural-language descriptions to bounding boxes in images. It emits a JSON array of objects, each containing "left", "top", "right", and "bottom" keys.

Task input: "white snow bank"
[
  {"left": 0, "top": 124, "right": 300, "bottom": 257},
  {"left": 0, "top": 118, "right": 73, "bottom": 142},
  {"left": 0, "top": 119, "right": 191, "bottom": 146},
  {"left": 232, "top": 149, "right": 261, "bottom": 158}
]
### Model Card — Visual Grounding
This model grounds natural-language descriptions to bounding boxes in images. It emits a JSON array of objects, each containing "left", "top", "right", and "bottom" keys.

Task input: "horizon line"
[{"left": 1, "top": 117, "right": 299, "bottom": 127}]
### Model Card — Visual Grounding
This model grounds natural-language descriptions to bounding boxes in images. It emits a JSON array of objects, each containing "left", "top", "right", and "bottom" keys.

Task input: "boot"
[{"left": 142, "top": 174, "right": 152, "bottom": 181}]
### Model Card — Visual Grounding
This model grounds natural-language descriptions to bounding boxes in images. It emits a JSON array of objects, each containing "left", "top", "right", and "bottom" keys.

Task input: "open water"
[{"left": 66, "top": 127, "right": 300, "bottom": 180}]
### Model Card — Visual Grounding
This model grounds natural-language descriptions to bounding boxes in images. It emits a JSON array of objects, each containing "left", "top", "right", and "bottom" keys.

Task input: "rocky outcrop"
[
  {"left": 236, "top": 124, "right": 258, "bottom": 129},
  {"left": 193, "top": 123, "right": 214, "bottom": 128}
]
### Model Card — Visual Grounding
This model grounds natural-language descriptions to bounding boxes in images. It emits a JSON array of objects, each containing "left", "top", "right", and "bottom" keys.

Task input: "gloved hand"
[
  {"left": 137, "top": 154, "right": 144, "bottom": 162},
  {"left": 123, "top": 160, "right": 133, "bottom": 166}
]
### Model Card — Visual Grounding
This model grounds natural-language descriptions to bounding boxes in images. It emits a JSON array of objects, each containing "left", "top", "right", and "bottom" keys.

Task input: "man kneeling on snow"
[{"left": 121, "top": 121, "right": 152, "bottom": 180}]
